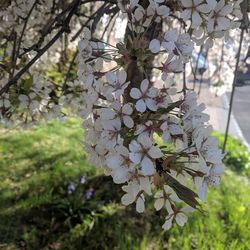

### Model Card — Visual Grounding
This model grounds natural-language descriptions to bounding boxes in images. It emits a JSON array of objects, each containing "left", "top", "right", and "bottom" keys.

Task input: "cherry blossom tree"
[{"left": 0, "top": 0, "right": 248, "bottom": 230}]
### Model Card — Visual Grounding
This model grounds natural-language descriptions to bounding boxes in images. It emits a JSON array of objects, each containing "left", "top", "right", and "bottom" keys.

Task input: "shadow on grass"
[
  {"left": 1, "top": 121, "right": 249, "bottom": 249},
  {"left": 0, "top": 175, "right": 165, "bottom": 250},
  {"left": 0, "top": 150, "right": 80, "bottom": 211}
]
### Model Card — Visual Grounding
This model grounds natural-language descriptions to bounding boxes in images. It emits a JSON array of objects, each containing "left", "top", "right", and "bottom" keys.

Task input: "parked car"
[
  {"left": 192, "top": 52, "right": 209, "bottom": 75},
  {"left": 235, "top": 64, "right": 250, "bottom": 86}
]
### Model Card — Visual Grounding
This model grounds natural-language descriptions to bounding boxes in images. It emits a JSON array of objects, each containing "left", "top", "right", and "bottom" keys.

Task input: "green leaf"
[{"left": 164, "top": 173, "right": 200, "bottom": 209}]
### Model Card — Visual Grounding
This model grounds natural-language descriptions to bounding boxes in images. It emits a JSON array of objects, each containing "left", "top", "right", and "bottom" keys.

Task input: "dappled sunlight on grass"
[{"left": 0, "top": 119, "right": 249, "bottom": 249}]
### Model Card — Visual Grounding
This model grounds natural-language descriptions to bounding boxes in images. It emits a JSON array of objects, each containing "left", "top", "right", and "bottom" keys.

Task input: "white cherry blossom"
[
  {"left": 161, "top": 57, "right": 184, "bottom": 80},
  {"left": 130, "top": 79, "right": 158, "bottom": 112},
  {"left": 129, "top": 135, "right": 163, "bottom": 175},
  {"left": 135, "top": 120, "right": 156, "bottom": 137},
  {"left": 160, "top": 115, "right": 184, "bottom": 143},
  {"left": 207, "top": 0, "right": 234, "bottom": 32},
  {"left": 100, "top": 102, "right": 134, "bottom": 128},
  {"left": 106, "top": 145, "right": 135, "bottom": 184},
  {"left": 151, "top": 29, "right": 194, "bottom": 61},
  {"left": 198, "top": 163, "right": 224, "bottom": 200},
  {"left": 101, "top": 119, "right": 122, "bottom": 150},
  {"left": 105, "top": 70, "right": 129, "bottom": 99},
  {"left": 154, "top": 185, "right": 180, "bottom": 211},
  {"left": 180, "top": 0, "right": 216, "bottom": 28},
  {"left": 162, "top": 206, "right": 189, "bottom": 230},
  {"left": 121, "top": 177, "right": 151, "bottom": 213}
]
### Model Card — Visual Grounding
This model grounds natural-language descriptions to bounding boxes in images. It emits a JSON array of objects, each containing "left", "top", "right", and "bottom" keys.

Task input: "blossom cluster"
[
  {"left": 0, "top": 0, "right": 243, "bottom": 230},
  {"left": 0, "top": 73, "right": 60, "bottom": 126},
  {"left": 117, "top": 0, "right": 243, "bottom": 48},
  {"left": 74, "top": 0, "right": 240, "bottom": 230},
  {"left": 0, "top": 0, "right": 243, "bottom": 123},
  {"left": 0, "top": 0, "right": 82, "bottom": 124},
  {"left": 0, "top": 0, "right": 54, "bottom": 58}
]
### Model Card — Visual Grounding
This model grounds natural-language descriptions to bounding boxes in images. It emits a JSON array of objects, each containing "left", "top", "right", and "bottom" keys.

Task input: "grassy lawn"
[{"left": 0, "top": 119, "right": 249, "bottom": 250}]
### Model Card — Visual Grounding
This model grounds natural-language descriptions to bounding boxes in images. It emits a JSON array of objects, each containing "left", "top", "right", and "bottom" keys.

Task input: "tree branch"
[{"left": 0, "top": 0, "right": 81, "bottom": 96}]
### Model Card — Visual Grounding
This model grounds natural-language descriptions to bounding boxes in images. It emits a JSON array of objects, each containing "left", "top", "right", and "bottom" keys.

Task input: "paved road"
[{"left": 227, "top": 85, "right": 250, "bottom": 145}]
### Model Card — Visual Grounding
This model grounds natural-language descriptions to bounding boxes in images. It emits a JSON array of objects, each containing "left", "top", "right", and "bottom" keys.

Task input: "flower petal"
[
  {"left": 149, "top": 39, "right": 161, "bottom": 53},
  {"left": 100, "top": 108, "right": 115, "bottom": 120},
  {"left": 129, "top": 152, "right": 142, "bottom": 164},
  {"left": 106, "top": 155, "right": 122, "bottom": 169},
  {"left": 220, "top": 4, "right": 233, "bottom": 16},
  {"left": 122, "top": 104, "right": 133, "bottom": 115},
  {"left": 139, "top": 177, "right": 152, "bottom": 195},
  {"left": 130, "top": 88, "right": 142, "bottom": 99},
  {"left": 140, "top": 79, "right": 149, "bottom": 93},
  {"left": 206, "top": 0, "right": 217, "bottom": 10},
  {"left": 164, "top": 29, "right": 179, "bottom": 42},
  {"left": 148, "top": 146, "right": 163, "bottom": 159},
  {"left": 154, "top": 198, "right": 164, "bottom": 211},
  {"left": 118, "top": 70, "right": 127, "bottom": 83},
  {"left": 106, "top": 71, "right": 116, "bottom": 84},
  {"left": 121, "top": 193, "right": 135, "bottom": 205},
  {"left": 136, "top": 99, "right": 147, "bottom": 113},
  {"left": 137, "top": 134, "right": 152, "bottom": 148},
  {"left": 157, "top": 5, "right": 170, "bottom": 17},
  {"left": 181, "top": 0, "right": 192, "bottom": 8},
  {"left": 113, "top": 168, "right": 128, "bottom": 184},
  {"left": 162, "top": 215, "right": 173, "bottom": 230},
  {"left": 191, "top": 11, "right": 202, "bottom": 28},
  {"left": 145, "top": 98, "right": 157, "bottom": 111},
  {"left": 198, "top": 180, "right": 208, "bottom": 201},
  {"left": 123, "top": 116, "right": 134, "bottom": 128},
  {"left": 175, "top": 212, "right": 188, "bottom": 227},
  {"left": 134, "top": 7, "right": 144, "bottom": 21},
  {"left": 180, "top": 9, "right": 191, "bottom": 21},
  {"left": 136, "top": 195, "right": 145, "bottom": 213},
  {"left": 129, "top": 140, "right": 140, "bottom": 152},
  {"left": 141, "top": 156, "right": 155, "bottom": 175},
  {"left": 163, "top": 131, "right": 171, "bottom": 143},
  {"left": 197, "top": 3, "right": 212, "bottom": 13}
]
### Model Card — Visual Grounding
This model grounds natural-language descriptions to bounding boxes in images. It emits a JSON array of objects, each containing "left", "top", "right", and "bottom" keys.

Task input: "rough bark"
[{"left": 124, "top": 0, "right": 162, "bottom": 102}]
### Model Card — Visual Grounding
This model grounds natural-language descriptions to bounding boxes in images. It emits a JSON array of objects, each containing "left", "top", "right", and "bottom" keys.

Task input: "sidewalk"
[{"left": 194, "top": 83, "right": 250, "bottom": 151}]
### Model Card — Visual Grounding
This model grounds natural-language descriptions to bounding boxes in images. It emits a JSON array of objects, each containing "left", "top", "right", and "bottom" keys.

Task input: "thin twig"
[
  {"left": 17, "top": 0, "right": 78, "bottom": 58},
  {"left": 0, "top": 0, "right": 82, "bottom": 96},
  {"left": 70, "top": 2, "right": 109, "bottom": 42},
  {"left": 183, "top": 63, "right": 187, "bottom": 95},
  {"left": 12, "top": 0, "right": 38, "bottom": 75},
  {"left": 197, "top": 72, "right": 204, "bottom": 96}
]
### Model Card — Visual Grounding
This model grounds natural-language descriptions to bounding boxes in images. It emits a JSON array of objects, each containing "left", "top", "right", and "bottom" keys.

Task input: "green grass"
[
  {"left": 213, "top": 132, "right": 250, "bottom": 177},
  {"left": 0, "top": 118, "right": 95, "bottom": 209},
  {"left": 0, "top": 119, "right": 250, "bottom": 250}
]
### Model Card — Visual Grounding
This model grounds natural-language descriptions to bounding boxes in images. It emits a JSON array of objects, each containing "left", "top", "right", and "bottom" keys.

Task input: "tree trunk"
[{"left": 124, "top": 0, "right": 162, "bottom": 102}]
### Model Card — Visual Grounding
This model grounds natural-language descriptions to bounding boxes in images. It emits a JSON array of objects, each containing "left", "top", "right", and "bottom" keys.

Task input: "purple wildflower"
[
  {"left": 67, "top": 183, "right": 75, "bottom": 194},
  {"left": 58, "top": 115, "right": 66, "bottom": 122},
  {"left": 86, "top": 188, "right": 94, "bottom": 200},
  {"left": 80, "top": 175, "right": 87, "bottom": 184}
]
